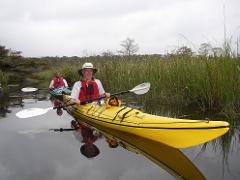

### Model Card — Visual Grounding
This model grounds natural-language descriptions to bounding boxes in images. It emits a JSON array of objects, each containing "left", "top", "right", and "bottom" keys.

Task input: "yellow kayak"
[{"left": 63, "top": 95, "right": 229, "bottom": 148}]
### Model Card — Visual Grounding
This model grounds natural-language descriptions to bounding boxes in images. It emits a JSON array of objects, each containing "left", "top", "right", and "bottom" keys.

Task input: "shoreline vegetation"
[
  {"left": 1, "top": 43, "right": 240, "bottom": 119},
  {"left": 0, "top": 70, "right": 9, "bottom": 95}
]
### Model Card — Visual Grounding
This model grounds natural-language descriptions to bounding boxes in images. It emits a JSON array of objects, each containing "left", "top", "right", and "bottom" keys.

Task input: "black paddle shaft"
[
  {"left": 57, "top": 90, "right": 130, "bottom": 107},
  {"left": 50, "top": 128, "right": 76, "bottom": 132},
  {"left": 111, "top": 90, "right": 130, "bottom": 96}
]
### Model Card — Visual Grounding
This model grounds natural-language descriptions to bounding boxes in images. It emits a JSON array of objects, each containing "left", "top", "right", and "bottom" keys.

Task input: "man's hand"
[
  {"left": 71, "top": 99, "right": 81, "bottom": 105},
  {"left": 75, "top": 99, "right": 81, "bottom": 105}
]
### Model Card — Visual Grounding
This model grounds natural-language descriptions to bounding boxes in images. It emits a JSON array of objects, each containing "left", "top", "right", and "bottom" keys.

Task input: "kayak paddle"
[
  {"left": 112, "top": 82, "right": 150, "bottom": 96},
  {"left": 21, "top": 87, "right": 71, "bottom": 92},
  {"left": 16, "top": 82, "right": 150, "bottom": 118},
  {"left": 81, "top": 82, "right": 151, "bottom": 104},
  {"left": 15, "top": 102, "right": 76, "bottom": 119},
  {"left": 16, "top": 107, "right": 53, "bottom": 118},
  {"left": 18, "top": 128, "right": 76, "bottom": 135}
]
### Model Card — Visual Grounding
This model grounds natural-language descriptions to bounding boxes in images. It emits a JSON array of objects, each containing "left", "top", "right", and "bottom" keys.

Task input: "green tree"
[
  {"left": 0, "top": 45, "right": 9, "bottom": 58},
  {"left": 176, "top": 46, "right": 193, "bottom": 57},
  {"left": 9, "top": 50, "right": 22, "bottom": 59},
  {"left": 102, "top": 50, "right": 114, "bottom": 57},
  {"left": 198, "top": 43, "right": 212, "bottom": 56}
]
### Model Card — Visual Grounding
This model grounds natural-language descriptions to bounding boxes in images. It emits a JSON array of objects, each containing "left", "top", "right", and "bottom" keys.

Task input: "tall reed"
[{"left": 37, "top": 56, "right": 240, "bottom": 116}]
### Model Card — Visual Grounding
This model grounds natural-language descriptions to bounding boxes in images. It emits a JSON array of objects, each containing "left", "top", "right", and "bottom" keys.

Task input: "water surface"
[{"left": 0, "top": 90, "right": 240, "bottom": 180}]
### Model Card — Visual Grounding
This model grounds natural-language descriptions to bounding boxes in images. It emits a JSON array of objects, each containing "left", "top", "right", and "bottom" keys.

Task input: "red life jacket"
[
  {"left": 53, "top": 99, "right": 63, "bottom": 108},
  {"left": 79, "top": 80, "right": 100, "bottom": 101},
  {"left": 53, "top": 77, "right": 65, "bottom": 88},
  {"left": 80, "top": 124, "right": 98, "bottom": 144}
]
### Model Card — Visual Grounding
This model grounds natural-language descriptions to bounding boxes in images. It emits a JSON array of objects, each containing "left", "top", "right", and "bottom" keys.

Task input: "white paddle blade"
[
  {"left": 130, "top": 82, "right": 151, "bottom": 95},
  {"left": 16, "top": 107, "right": 53, "bottom": 118},
  {"left": 21, "top": 87, "right": 38, "bottom": 92}
]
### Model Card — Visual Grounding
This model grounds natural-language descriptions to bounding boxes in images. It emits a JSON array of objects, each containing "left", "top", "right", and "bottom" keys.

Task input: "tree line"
[{"left": 1, "top": 37, "right": 239, "bottom": 59}]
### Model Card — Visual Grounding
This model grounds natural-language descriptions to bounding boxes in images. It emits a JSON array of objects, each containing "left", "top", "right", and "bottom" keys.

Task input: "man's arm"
[
  {"left": 95, "top": 79, "right": 110, "bottom": 98},
  {"left": 63, "top": 79, "right": 68, "bottom": 87},
  {"left": 49, "top": 80, "right": 54, "bottom": 89}
]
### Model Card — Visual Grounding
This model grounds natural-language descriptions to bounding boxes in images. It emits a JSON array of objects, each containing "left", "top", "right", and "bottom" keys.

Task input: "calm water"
[{"left": 0, "top": 89, "right": 240, "bottom": 180}]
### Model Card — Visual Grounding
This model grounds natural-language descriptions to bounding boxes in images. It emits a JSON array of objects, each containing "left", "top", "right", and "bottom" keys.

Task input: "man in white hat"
[{"left": 71, "top": 62, "right": 110, "bottom": 105}]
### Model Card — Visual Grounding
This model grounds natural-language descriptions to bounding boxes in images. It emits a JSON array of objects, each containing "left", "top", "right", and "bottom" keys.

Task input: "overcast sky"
[{"left": 0, "top": 0, "right": 239, "bottom": 57}]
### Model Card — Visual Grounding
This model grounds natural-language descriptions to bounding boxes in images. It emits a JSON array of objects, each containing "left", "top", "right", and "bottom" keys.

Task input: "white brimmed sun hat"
[{"left": 78, "top": 62, "right": 98, "bottom": 76}]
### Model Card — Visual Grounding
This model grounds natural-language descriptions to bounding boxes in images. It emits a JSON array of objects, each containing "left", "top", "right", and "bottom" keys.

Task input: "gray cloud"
[{"left": 0, "top": 0, "right": 239, "bottom": 56}]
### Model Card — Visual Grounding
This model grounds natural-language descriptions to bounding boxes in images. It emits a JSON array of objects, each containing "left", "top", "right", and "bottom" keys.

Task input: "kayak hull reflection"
[{"left": 80, "top": 121, "right": 206, "bottom": 179}]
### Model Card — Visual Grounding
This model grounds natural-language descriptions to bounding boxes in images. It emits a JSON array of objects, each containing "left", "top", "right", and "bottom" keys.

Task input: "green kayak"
[{"left": 49, "top": 87, "right": 71, "bottom": 101}]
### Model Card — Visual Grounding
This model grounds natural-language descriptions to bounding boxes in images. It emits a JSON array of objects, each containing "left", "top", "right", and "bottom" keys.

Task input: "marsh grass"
[
  {"left": 32, "top": 69, "right": 55, "bottom": 88},
  {"left": 33, "top": 56, "right": 240, "bottom": 117},
  {"left": 21, "top": 55, "right": 240, "bottom": 159}
]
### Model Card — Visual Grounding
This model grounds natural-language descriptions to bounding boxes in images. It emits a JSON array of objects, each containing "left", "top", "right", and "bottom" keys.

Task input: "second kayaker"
[
  {"left": 71, "top": 62, "right": 110, "bottom": 105},
  {"left": 49, "top": 71, "right": 69, "bottom": 89}
]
